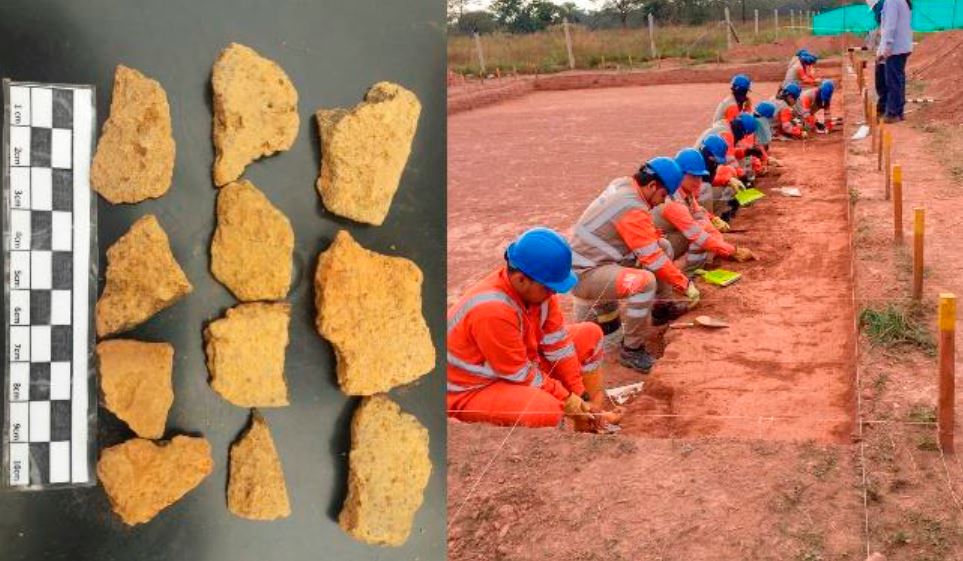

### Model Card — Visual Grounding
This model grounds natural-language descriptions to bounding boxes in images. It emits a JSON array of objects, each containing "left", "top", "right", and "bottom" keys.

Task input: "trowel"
[{"left": 669, "top": 315, "right": 730, "bottom": 329}]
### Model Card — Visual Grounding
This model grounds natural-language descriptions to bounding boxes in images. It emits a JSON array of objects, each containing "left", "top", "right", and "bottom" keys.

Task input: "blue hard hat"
[
  {"left": 505, "top": 227, "right": 578, "bottom": 293},
  {"left": 819, "top": 79, "right": 835, "bottom": 102},
  {"left": 800, "top": 53, "right": 818, "bottom": 65},
  {"left": 735, "top": 112, "right": 757, "bottom": 135},
  {"left": 644, "top": 156, "right": 684, "bottom": 195},
  {"left": 782, "top": 82, "right": 802, "bottom": 99},
  {"left": 701, "top": 133, "right": 729, "bottom": 163},
  {"left": 731, "top": 73, "right": 752, "bottom": 92},
  {"left": 675, "top": 148, "right": 709, "bottom": 177},
  {"left": 755, "top": 101, "right": 776, "bottom": 120}
]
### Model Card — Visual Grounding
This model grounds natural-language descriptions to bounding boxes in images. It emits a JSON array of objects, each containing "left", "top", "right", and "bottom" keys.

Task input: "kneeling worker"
[
  {"left": 447, "top": 227, "right": 613, "bottom": 430},
  {"left": 651, "top": 148, "right": 756, "bottom": 274},
  {"left": 569, "top": 157, "right": 700, "bottom": 373}
]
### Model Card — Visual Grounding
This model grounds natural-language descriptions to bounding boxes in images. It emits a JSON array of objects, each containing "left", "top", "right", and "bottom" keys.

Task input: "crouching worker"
[
  {"left": 796, "top": 80, "right": 835, "bottom": 133},
  {"left": 771, "top": 82, "right": 807, "bottom": 139},
  {"left": 651, "top": 148, "right": 756, "bottom": 275},
  {"left": 447, "top": 227, "right": 619, "bottom": 431},
  {"left": 568, "top": 157, "right": 700, "bottom": 373}
]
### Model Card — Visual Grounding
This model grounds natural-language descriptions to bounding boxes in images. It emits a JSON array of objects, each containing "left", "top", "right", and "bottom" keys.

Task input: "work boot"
[
  {"left": 652, "top": 300, "right": 689, "bottom": 325},
  {"left": 619, "top": 345, "right": 656, "bottom": 373}
]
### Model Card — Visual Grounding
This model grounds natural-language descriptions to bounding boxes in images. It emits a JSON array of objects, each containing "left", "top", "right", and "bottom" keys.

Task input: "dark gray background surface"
[{"left": 0, "top": 1, "right": 446, "bottom": 559}]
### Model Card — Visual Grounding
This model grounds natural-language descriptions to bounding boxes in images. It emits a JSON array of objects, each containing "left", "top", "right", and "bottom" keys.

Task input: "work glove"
[
  {"left": 800, "top": 130, "right": 809, "bottom": 139},
  {"left": 733, "top": 246, "right": 757, "bottom": 262},
  {"left": 563, "top": 393, "right": 592, "bottom": 417},
  {"left": 685, "top": 281, "right": 701, "bottom": 308},
  {"left": 728, "top": 177, "right": 746, "bottom": 192},
  {"left": 710, "top": 215, "right": 731, "bottom": 233}
]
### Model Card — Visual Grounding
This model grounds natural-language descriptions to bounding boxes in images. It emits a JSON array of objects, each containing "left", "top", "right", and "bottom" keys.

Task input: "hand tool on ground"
[
  {"left": 694, "top": 268, "right": 743, "bottom": 287},
  {"left": 734, "top": 187, "right": 765, "bottom": 206},
  {"left": 669, "top": 315, "right": 730, "bottom": 329}
]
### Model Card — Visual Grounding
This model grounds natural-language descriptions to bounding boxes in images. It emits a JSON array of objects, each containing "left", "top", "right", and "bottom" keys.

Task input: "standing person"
[
  {"left": 568, "top": 157, "right": 700, "bottom": 373},
  {"left": 446, "top": 227, "right": 614, "bottom": 430},
  {"left": 877, "top": 0, "right": 913, "bottom": 122},
  {"left": 866, "top": 0, "right": 887, "bottom": 119}
]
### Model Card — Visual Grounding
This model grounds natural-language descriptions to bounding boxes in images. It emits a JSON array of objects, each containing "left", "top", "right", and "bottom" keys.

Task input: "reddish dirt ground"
[
  {"left": 449, "top": 37, "right": 963, "bottom": 560},
  {"left": 448, "top": 79, "right": 855, "bottom": 443}
]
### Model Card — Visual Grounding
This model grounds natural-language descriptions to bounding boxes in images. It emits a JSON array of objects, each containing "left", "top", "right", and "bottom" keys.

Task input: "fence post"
[
  {"left": 648, "top": 14, "right": 657, "bottom": 59},
  {"left": 754, "top": 9, "right": 759, "bottom": 36},
  {"left": 884, "top": 131, "right": 893, "bottom": 200},
  {"left": 893, "top": 164, "right": 903, "bottom": 243},
  {"left": 913, "top": 207, "right": 925, "bottom": 300},
  {"left": 724, "top": 7, "right": 732, "bottom": 50},
  {"left": 775, "top": 9, "right": 779, "bottom": 37},
  {"left": 473, "top": 32, "right": 486, "bottom": 75},
  {"left": 938, "top": 293, "right": 957, "bottom": 454},
  {"left": 563, "top": 18, "right": 575, "bottom": 70},
  {"left": 790, "top": 9, "right": 795, "bottom": 29}
]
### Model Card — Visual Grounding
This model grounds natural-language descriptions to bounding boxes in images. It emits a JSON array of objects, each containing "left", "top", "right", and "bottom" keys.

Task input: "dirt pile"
[
  {"left": 726, "top": 35, "right": 847, "bottom": 61},
  {"left": 909, "top": 30, "right": 963, "bottom": 123}
]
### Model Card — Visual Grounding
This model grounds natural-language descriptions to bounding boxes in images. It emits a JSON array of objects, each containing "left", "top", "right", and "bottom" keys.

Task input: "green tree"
[
  {"left": 599, "top": 0, "right": 646, "bottom": 27},
  {"left": 457, "top": 10, "right": 497, "bottom": 34}
]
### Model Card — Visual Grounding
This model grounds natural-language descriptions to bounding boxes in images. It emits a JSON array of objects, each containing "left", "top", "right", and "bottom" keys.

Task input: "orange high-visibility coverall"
[
  {"left": 447, "top": 268, "right": 604, "bottom": 428},
  {"left": 782, "top": 59, "right": 818, "bottom": 89},
  {"left": 795, "top": 88, "right": 833, "bottom": 131},
  {"left": 712, "top": 95, "right": 754, "bottom": 124},
  {"left": 770, "top": 98, "right": 804, "bottom": 138},
  {"left": 656, "top": 195, "right": 735, "bottom": 261}
]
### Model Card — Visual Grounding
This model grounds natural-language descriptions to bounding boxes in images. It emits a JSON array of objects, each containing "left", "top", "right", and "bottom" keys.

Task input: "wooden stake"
[
  {"left": 913, "top": 207, "right": 924, "bottom": 300},
  {"left": 774, "top": 9, "right": 779, "bottom": 37},
  {"left": 563, "top": 18, "right": 575, "bottom": 70},
  {"left": 754, "top": 9, "right": 759, "bottom": 36},
  {"left": 893, "top": 164, "right": 903, "bottom": 243},
  {"left": 938, "top": 293, "right": 956, "bottom": 453},
  {"left": 884, "top": 132, "right": 893, "bottom": 200},
  {"left": 877, "top": 123, "right": 887, "bottom": 171}
]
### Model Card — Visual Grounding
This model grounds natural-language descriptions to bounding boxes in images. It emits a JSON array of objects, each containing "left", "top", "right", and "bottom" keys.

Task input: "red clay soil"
[
  {"left": 448, "top": 421, "right": 864, "bottom": 561},
  {"left": 625, "top": 133, "right": 857, "bottom": 443},
  {"left": 837, "top": 50, "right": 963, "bottom": 560},
  {"left": 448, "top": 78, "right": 855, "bottom": 442},
  {"left": 909, "top": 30, "right": 963, "bottom": 123},
  {"left": 448, "top": 61, "right": 842, "bottom": 115},
  {"left": 726, "top": 34, "right": 850, "bottom": 61}
]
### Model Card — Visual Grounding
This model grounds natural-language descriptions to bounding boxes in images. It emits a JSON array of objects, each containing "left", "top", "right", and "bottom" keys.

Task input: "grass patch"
[
  {"left": 859, "top": 302, "right": 935, "bottom": 354},
  {"left": 448, "top": 22, "right": 811, "bottom": 75},
  {"left": 908, "top": 404, "right": 937, "bottom": 424}
]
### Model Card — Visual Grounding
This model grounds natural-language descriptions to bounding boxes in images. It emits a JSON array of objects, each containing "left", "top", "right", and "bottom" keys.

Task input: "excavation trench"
[{"left": 448, "top": 69, "right": 855, "bottom": 443}]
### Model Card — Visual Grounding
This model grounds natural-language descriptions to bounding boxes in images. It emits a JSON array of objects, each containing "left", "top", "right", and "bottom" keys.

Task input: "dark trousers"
[
  {"left": 874, "top": 61, "right": 887, "bottom": 118},
  {"left": 883, "top": 53, "right": 910, "bottom": 118}
]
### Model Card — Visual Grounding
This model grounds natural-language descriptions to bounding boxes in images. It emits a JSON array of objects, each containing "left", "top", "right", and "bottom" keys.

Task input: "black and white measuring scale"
[{"left": 2, "top": 80, "right": 96, "bottom": 489}]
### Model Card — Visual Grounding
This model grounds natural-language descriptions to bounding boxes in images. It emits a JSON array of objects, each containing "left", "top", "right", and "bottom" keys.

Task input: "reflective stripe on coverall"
[
  {"left": 651, "top": 192, "right": 735, "bottom": 274},
  {"left": 446, "top": 269, "right": 603, "bottom": 428},
  {"left": 711, "top": 95, "right": 753, "bottom": 124},
  {"left": 795, "top": 88, "right": 832, "bottom": 130},
  {"left": 568, "top": 177, "right": 689, "bottom": 349}
]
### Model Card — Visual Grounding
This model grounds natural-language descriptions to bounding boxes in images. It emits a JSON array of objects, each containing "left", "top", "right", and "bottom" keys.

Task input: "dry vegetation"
[{"left": 449, "top": 20, "right": 814, "bottom": 74}]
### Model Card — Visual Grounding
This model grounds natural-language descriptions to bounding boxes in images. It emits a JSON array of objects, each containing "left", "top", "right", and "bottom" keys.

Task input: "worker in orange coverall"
[
  {"left": 694, "top": 115, "right": 766, "bottom": 220},
  {"left": 447, "top": 227, "right": 615, "bottom": 430},
  {"left": 568, "top": 157, "right": 700, "bottom": 374},
  {"left": 769, "top": 82, "right": 807, "bottom": 139},
  {"left": 651, "top": 148, "right": 756, "bottom": 275},
  {"left": 781, "top": 49, "right": 819, "bottom": 93},
  {"left": 795, "top": 80, "right": 835, "bottom": 133},
  {"left": 711, "top": 73, "right": 753, "bottom": 123}
]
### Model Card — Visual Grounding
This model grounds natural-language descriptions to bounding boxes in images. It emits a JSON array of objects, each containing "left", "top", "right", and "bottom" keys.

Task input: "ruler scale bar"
[{"left": 3, "top": 80, "right": 95, "bottom": 489}]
